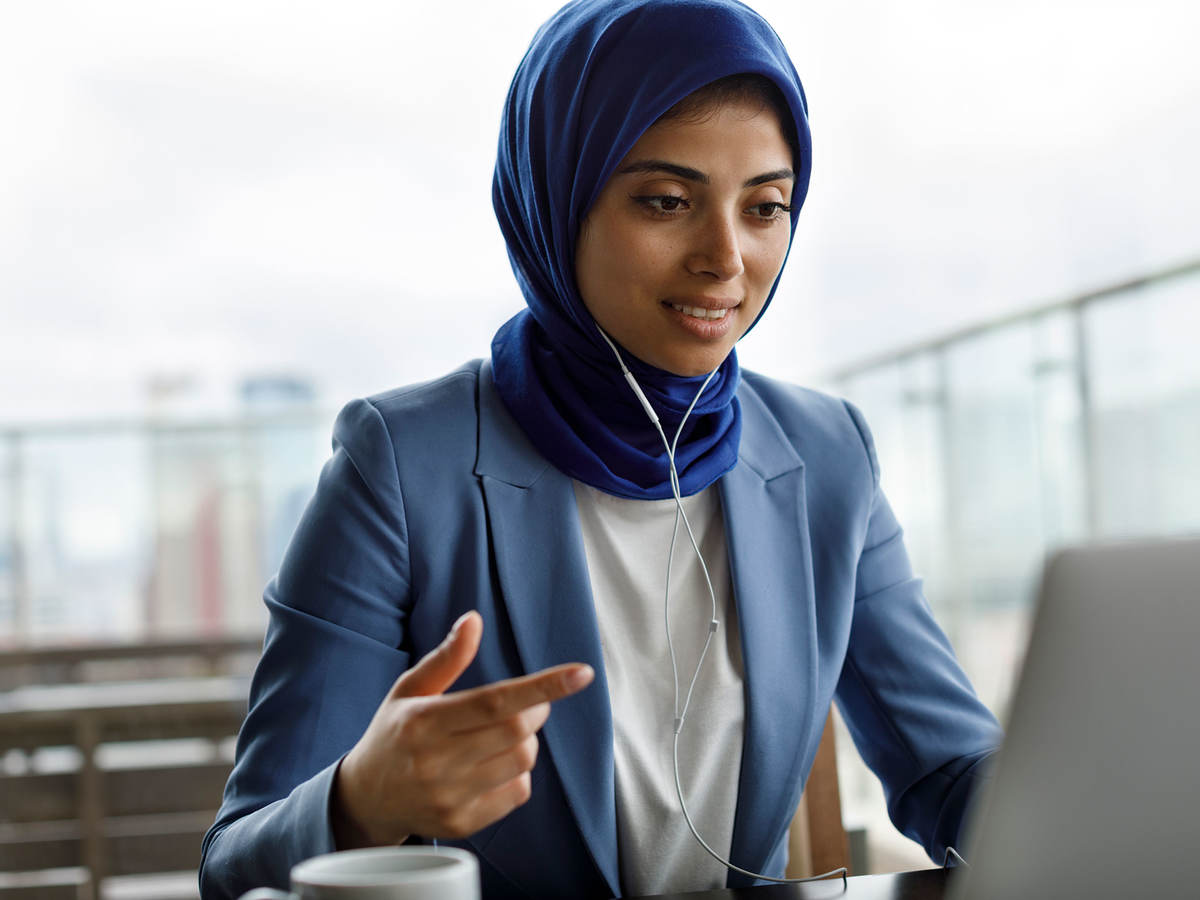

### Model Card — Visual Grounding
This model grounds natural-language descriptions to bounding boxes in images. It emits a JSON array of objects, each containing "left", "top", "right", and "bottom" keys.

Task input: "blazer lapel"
[
  {"left": 474, "top": 361, "right": 621, "bottom": 897},
  {"left": 472, "top": 362, "right": 818, "bottom": 892},
  {"left": 720, "top": 386, "right": 821, "bottom": 886}
]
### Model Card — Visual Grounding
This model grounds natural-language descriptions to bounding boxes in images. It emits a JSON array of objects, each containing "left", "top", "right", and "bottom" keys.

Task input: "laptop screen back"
[{"left": 952, "top": 537, "right": 1200, "bottom": 899}]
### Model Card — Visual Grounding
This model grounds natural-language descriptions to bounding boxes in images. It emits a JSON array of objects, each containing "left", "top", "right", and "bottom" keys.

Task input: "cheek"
[
  {"left": 577, "top": 222, "right": 663, "bottom": 329},
  {"left": 600, "top": 226, "right": 675, "bottom": 297},
  {"left": 749, "top": 230, "right": 790, "bottom": 289}
]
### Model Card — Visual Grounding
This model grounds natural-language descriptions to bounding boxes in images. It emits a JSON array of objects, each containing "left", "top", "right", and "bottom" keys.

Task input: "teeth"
[{"left": 670, "top": 304, "right": 729, "bottom": 320}]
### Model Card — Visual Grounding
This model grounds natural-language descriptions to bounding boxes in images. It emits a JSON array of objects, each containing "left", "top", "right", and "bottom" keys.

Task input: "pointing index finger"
[{"left": 446, "top": 663, "right": 594, "bottom": 733}]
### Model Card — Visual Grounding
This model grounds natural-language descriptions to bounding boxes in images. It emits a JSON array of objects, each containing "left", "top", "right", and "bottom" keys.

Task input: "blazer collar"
[
  {"left": 730, "top": 381, "right": 804, "bottom": 481},
  {"left": 475, "top": 358, "right": 552, "bottom": 487}
]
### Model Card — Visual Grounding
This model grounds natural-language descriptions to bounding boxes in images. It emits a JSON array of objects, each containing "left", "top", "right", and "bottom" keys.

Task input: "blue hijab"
[{"left": 491, "top": 0, "right": 811, "bottom": 499}]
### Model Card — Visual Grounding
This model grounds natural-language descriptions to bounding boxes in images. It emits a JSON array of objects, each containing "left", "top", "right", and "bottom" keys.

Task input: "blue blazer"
[{"left": 200, "top": 360, "right": 1000, "bottom": 899}]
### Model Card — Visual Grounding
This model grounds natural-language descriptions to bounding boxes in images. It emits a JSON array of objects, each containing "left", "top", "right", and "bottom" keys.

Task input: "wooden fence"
[{"left": 0, "top": 638, "right": 258, "bottom": 900}]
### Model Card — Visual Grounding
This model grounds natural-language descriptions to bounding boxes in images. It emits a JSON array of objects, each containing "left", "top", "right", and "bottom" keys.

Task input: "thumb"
[{"left": 390, "top": 611, "right": 482, "bottom": 699}]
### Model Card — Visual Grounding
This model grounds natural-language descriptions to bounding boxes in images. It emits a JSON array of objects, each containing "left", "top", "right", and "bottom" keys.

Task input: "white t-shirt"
[{"left": 572, "top": 481, "right": 746, "bottom": 896}]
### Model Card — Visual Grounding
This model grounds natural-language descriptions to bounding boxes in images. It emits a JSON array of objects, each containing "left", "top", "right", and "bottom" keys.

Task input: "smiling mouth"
[{"left": 667, "top": 303, "right": 731, "bottom": 321}]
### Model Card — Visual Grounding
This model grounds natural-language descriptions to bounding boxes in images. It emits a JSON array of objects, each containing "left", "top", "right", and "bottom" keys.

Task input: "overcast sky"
[{"left": 3, "top": 0, "right": 1198, "bottom": 422}]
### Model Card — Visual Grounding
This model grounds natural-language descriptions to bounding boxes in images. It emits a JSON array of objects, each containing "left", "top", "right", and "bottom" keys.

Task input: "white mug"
[{"left": 238, "top": 846, "right": 480, "bottom": 900}]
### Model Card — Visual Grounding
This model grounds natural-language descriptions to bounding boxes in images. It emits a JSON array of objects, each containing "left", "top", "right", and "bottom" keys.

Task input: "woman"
[{"left": 200, "top": 1, "right": 1001, "bottom": 897}]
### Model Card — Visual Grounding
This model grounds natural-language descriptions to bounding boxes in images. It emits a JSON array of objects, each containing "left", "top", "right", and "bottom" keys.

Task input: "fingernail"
[
  {"left": 565, "top": 665, "right": 594, "bottom": 691},
  {"left": 450, "top": 612, "right": 472, "bottom": 637}
]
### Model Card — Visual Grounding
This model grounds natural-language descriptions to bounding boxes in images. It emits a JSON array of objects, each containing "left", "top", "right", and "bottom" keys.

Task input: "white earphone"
[{"left": 595, "top": 326, "right": 847, "bottom": 887}]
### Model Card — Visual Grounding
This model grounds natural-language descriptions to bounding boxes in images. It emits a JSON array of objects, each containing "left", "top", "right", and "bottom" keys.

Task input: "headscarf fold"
[{"left": 491, "top": 0, "right": 811, "bottom": 499}]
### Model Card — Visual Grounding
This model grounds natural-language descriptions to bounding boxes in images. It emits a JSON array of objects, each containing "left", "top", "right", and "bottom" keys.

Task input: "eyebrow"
[{"left": 615, "top": 159, "right": 795, "bottom": 188}]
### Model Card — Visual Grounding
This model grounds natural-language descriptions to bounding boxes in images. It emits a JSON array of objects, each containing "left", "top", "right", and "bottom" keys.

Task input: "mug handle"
[{"left": 238, "top": 890, "right": 295, "bottom": 900}]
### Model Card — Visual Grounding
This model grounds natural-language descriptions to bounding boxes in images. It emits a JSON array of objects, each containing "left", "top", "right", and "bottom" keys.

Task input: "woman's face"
[{"left": 575, "top": 98, "right": 794, "bottom": 377}]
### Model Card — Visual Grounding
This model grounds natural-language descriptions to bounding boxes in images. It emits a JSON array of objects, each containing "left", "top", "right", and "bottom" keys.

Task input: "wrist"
[{"left": 331, "top": 753, "right": 397, "bottom": 849}]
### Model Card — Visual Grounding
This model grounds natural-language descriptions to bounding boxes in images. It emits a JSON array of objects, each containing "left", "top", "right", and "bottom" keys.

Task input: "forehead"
[{"left": 619, "top": 99, "right": 792, "bottom": 172}]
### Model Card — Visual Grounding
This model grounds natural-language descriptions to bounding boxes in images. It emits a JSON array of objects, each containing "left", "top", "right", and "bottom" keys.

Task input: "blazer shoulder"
[
  {"left": 739, "top": 368, "right": 846, "bottom": 420},
  {"left": 358, "top": 358, "right": 481, "bottom": 441},
  {"left": 330, "top": 360, "right": 484, "bottom": 493},
  {"left": 365, "top": 359, "right": 481, "bottom": 423},
  {"left": 739, "top": 369, "right": 879, "bottom": 484}
]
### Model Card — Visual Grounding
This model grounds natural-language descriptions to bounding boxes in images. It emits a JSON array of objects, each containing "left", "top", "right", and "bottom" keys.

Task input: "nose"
[{"left": 685, "top": 210, "right": 744, "bottom": 281}]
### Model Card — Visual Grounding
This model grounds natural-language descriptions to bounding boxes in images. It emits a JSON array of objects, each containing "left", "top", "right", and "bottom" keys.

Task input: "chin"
[
  {"left": 672, "top": 363, "right": 721, "bottom": 378},
  {"left": 654, "top": 350, "right": 730, "bottom": 378}
]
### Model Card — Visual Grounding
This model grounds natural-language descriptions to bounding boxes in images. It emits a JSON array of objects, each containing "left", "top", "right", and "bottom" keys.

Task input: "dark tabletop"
[{"left": 631, "top": 868, "right": 953, "bottom": 900}]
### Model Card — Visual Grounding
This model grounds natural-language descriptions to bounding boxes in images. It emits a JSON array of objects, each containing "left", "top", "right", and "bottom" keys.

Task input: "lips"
[
  {"left": 669, "top": 303, "right": 729, "bottom": 320},
  {"left": 660, "top": 298, "right": 741, "bottom": 339},
  {"left": 662, "top": 297, "right": 740, "bottom": 320}
]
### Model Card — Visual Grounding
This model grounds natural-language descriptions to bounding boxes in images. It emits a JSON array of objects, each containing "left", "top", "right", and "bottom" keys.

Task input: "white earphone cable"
[{"left": 595, "top": 326, "right": 847, "bottom": 887}]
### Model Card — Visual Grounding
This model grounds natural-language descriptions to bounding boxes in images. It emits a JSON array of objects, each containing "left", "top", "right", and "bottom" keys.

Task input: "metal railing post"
[
  {"left": 1072, "top": 304, "right": 1100, "bottom": 540},
  {"left": 933, "top": 349, "right": 964, "bottom": 647},
  {"left": 5, "top": 430, "right": 30, "bottom": 641}
]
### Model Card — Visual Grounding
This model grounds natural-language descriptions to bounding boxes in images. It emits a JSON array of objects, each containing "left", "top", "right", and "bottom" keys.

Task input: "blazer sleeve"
[
  {"left": 199, "top": 398, "right": 415, "bottom": 899},
  {"left": 833, "top": 401, "right": 1003, "bottom": 865}
]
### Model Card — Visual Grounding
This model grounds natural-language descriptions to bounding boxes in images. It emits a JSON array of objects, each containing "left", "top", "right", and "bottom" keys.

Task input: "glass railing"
[
  {"left": 3, "top": 260, "right": 1197, "bottom": 658},
  {"left": 0, "top": 411, "right": 333, "bottom": 646},
  {"left": 817, "top": 256, "right": 1200, "bottom": 867}
]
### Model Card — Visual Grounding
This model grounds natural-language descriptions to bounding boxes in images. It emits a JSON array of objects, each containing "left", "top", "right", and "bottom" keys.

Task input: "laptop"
[{"left": 951, "top": 536, "right": 1200, "bottom": 900}]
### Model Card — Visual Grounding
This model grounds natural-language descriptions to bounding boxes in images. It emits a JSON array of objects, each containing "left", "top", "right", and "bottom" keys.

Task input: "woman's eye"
[
  {"left": 634, "top": 195, "right": 690, "bottom": 215},
  {"left": 748, "top": 202, "right": 792, "bottom": 221}
]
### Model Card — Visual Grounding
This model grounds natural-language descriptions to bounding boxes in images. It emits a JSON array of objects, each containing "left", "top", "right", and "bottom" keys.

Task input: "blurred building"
[{"left": 0, "top": 373, "right": 328, "bottom": 645}]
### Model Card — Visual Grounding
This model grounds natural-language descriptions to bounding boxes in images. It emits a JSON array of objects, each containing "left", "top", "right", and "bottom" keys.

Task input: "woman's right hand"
[{"left": 330, "top": 610, "right": 594, "bottom": 848}]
